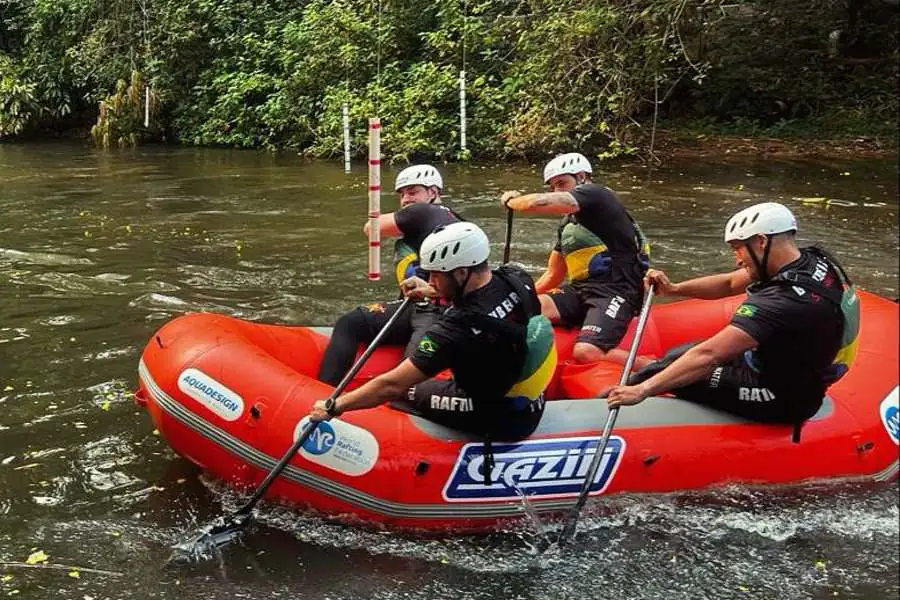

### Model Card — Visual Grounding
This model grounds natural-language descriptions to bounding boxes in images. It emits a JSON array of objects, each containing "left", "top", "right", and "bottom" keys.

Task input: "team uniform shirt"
[
  {"left": 393, "top": 203, "right": 461, "bottom": 284},
  {"left": 403, "top": 267, "right": 547, "bottom": 441},
  {"left": 546, "top": 184, "right": 648, "bottom": 350},
  {"left": 410, "top": 267, "right": 539, "bottom": 398},
  {"left": 729, "top": 249, "right": 845, "bottom": 411},
  {"left": 555, "top": 184, "right": 647, "bottom": 294}
]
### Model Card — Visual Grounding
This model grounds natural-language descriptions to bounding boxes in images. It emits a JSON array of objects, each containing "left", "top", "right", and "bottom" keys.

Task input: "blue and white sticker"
[
  {"left": 442, "top": 435, "right": 626, "bottom": 502},
  {"left": 295, "top": 417, "right": 379, "bottom": 476},
  {"left": 177, "top": 368, "right": 244, "bottom": 421},
  {"left": 879, "top": 385, "right": 899, "bottom": 445}
]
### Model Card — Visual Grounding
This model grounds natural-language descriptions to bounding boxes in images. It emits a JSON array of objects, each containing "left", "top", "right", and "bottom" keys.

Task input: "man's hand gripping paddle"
[{"left": 171, "top": 297, "right": 413, "bottom": 559}]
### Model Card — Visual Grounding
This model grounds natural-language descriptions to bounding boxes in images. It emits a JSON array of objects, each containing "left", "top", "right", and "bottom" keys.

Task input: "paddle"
[
  {"left": 557, "top": 284, "right": 656, "bottom": 545},
  {"left": 503, "top": 207, "right": 514, "bottom": 263},
  {"left": 175, "top": 297, "right": 413, "bottom": 556}
]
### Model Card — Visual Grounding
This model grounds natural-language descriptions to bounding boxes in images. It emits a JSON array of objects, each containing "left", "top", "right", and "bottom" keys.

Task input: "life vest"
[
  {"left": 558, "top": 213, "right": 651, "bottom": 281},
  {"left": 445, "top": 267, "right": 557, "bottom": 411},
  {"left": 760, "top": 246, "right": 860, "bottom": 386},
  {"left": 393, "top": 239, "right": 419, "bottom": 285}
]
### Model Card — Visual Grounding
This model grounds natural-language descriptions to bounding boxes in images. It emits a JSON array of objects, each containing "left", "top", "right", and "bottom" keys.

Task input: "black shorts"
[
  {"left": 545, "top": 282, "right": 638, "bottom": 351},
  {"left": 356, "top": 299, "right": 444, "bottom": 356},
  {"left": 628, "top": 343, "right": 815, "bottom": 423},
  {"left": 393, "top": 378, "right": 545, "bottom": 440}
]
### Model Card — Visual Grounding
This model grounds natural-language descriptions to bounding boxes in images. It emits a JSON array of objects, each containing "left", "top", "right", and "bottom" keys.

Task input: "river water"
[{"left": 0, "top": 142, "right": 897, "bottom": 600}]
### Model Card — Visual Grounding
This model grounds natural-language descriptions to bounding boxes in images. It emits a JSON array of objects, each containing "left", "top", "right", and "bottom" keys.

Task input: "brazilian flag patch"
[
  {"left": 418, "top": 335, "right": 438, "bottom": 356},
  {"left": 735, "top": 304, "right": 757, "bottom": 318}
]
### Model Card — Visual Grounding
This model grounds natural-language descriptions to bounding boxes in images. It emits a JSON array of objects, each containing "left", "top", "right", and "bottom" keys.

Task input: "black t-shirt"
[
  {"left": 410, "top": 266, "right": 539, "bottom": 401},
  {"left": 730, "top": 248, "right": 844, "bottom": 408},
  {"left": 554, "top": 184, "right": 646, "bottom": 292},
  {"left": 394, "top": 203, "right": 461, "bottom": 252}
]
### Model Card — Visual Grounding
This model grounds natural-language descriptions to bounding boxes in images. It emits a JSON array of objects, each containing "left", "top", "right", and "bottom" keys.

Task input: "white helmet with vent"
[
  {"left": 419, "top": 222, "right": 490, "bottom": 272},
  {"left": 542, "top": 152, "right": 592, "bottom": 183},
  {"left": 724, "top": 202, "right": 797, "bottom": 243},
  {"left": 395, "top": 165, "right": 443, "bottom": 191}
]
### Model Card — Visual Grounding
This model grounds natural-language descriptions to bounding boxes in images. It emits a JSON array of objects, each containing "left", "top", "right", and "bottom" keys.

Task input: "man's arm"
[
  {"left": 647, "top": 268, "right": 751, "bottom": 299},
  {"left": 535, "top": 250, "right": 567, "bottom": 293},
  {"left": 607, "top": 325, "right": 758, "bottom": 407},
  {"left": 363, "top": 213, "right": 402, "bottom": 238},
  {"left": 310, "top": 359, "right": 426, "bottom": 420},
  {"left": 504, "top": 192, "right": 579, "bottom": 216}
]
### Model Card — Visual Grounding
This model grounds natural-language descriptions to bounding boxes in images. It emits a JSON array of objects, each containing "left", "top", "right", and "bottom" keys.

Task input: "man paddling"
[
  {"left": 500, "top": 152, "right": 653, "bottom": 367},
  {"left": 317, "top": 165, "right": 462, "bottom": 385},
  {"left": 310, "top": 222, "right": 556, "bottom": 441},
  {"left": 606, "top": 202, "right": 859, "bottom": 437}
]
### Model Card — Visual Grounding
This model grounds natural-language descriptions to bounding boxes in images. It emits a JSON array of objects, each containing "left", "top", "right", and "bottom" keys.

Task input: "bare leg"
[
  {"left": 571, "top": 342, "right": 654, "bottom": 368},
  {"left": 539, "top": 294, "right": 563, "bottom": 323}
]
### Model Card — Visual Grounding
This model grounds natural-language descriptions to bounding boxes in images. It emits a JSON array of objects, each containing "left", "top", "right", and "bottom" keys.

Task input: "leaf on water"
[
  {"left": 815, "top": 560, "right": 827, "bottom": 571},
  {"left": 68, "top": 570, "right": 80, "bottom": 579},
  {"left": 99, "top": 400, "right": 111, "bottom": 411},
  {"left": 25, "top": 550, "right": 48, "bottom": 565}
]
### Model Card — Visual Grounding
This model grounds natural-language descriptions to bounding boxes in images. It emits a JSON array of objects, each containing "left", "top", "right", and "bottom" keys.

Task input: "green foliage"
[
  {"left": 0, "top": 0, "right": 896, "bottom": 156},
  {"left": 0, "top": 54, "right": 39, "bottom": 137}
]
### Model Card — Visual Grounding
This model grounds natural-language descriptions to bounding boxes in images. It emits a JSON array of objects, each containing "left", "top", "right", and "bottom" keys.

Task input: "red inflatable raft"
[{"left": 135, "top": 291, "right": 899, "bottom": 532}]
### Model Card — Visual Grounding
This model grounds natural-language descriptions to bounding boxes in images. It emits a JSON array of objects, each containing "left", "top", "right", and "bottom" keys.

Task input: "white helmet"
[
  {"left": 419, "top": 222, "right": 490, "bottom": 272},
  {"left": 543, "top": 152, "right": 592, "bottom": 183},
  {"left": 395, "top": 165, "right": 443, "bottom": 191},
  {"left": 724, "top": 202, "right": 798, "bottom": 243}
]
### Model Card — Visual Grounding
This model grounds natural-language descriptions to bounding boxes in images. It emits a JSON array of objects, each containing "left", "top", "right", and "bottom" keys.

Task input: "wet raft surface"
[{"left": 0, "top": 144, "right": 897, "bottom": 599}]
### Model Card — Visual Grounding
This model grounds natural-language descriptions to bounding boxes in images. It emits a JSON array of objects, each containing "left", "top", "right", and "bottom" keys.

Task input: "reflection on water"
[{"left": 0, "top": 143, "right": 897, "bottom": 599}]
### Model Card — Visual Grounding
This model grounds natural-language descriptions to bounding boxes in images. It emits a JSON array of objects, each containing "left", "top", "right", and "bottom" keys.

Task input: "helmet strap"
[
  {"left": 747, "top": 235, "right": 774, "bottom": 282},
  {"left": 427, "top": 187, "right": 439, "bottom": 204},
  {"left": 451, "top": 268, "right": 473, "bottom": 304}
]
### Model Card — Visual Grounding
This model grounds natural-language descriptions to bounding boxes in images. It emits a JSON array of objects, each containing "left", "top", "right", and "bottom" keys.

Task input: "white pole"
[
  {"left": 144, "top": 85, "right": 150, "bottom": 128},
  {"left": 367, "top": 117, "right": 381, "bottom": 281},
  {"left": 342, "top": 103, "right": 351, "bottom": 173},
  {"left": 459, "top": 70, "right": 467, "bottom": 152}
]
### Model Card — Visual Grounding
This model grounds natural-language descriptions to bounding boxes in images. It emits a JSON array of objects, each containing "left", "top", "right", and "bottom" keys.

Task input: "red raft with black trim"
[{"left": 135, "top": 291, "right": 899, "bottom": 532}]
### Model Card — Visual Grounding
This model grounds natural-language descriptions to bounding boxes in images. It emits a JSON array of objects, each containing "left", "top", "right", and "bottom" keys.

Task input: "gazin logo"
[{"left": 303, "top": 422, "right": 337, "bottom": 455}]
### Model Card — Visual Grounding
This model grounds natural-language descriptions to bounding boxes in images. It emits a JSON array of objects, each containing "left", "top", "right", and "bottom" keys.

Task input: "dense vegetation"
[{"left": 1, "top": 0, "right": 897, "bottom": 159}]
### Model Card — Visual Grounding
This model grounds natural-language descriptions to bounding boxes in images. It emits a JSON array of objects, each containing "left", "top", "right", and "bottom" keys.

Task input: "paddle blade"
[{"left": 169, "top": 513, "right": 250, "bottom": 563}]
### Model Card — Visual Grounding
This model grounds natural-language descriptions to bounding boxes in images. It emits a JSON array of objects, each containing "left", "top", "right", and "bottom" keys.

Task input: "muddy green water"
[{"left": 0, "top": 142, "right": 897, "bottom": 599}]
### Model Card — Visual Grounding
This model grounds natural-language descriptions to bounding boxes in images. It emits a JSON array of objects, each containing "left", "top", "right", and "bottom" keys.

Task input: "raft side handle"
[
  {"left": 134, "top": 387, "right": 148, "bottom": 407},
  {"left": 155, "top": 335, "right": 164, "bottom": 349},
  {"left": 642, "top": 454, "right": 661, "bottom": 466},
  {"left": 856, "top": 441, "right": 875, "bottom": 453}
]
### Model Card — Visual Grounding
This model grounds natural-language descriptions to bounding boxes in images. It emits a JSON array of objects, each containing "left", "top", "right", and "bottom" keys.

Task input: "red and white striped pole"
[{"left": 367, "top": 117, "right": 381, "bottom": 281}]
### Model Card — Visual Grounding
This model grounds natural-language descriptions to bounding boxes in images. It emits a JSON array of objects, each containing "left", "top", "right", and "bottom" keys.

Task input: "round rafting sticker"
[
  {"left": 880, "top": 386, "right": 899, "bottom": 445},
  {"left": 294, "top": 417, "right": 379, "bottom": 476}
]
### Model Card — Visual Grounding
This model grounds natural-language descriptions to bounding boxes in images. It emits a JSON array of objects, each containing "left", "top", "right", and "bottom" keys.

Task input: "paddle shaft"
[
  {"left": 558, "top": 285, "right": 655, "bottom": 543},
  {"left": 233, "top": 297, "right": 414, "bottom": 518},
  {"left": 503, "top": 208, "right": 513, "bottom": 263}
]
